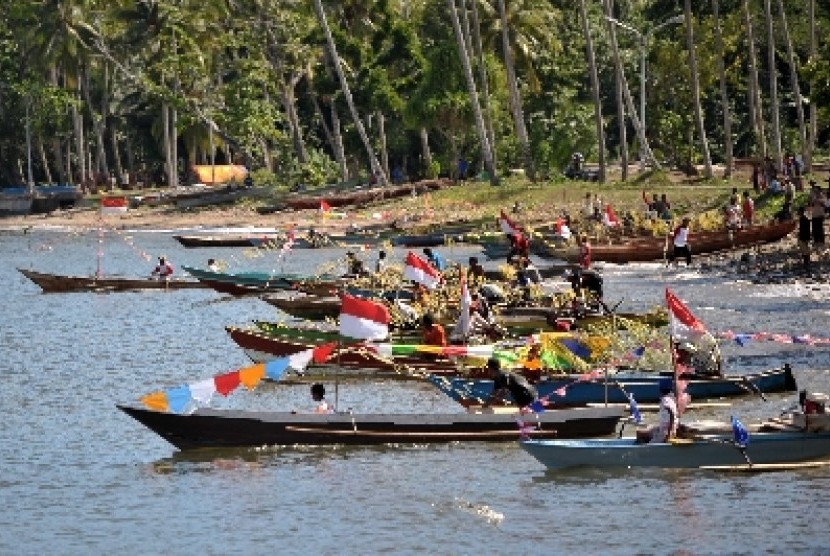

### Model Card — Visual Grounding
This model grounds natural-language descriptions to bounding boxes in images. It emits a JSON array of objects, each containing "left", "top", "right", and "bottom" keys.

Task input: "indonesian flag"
[
  {"left": 320, "top": 199, "right": 332, "bottom": 213},
  {"left": 403, "top": 251, "right": 442, "bottom": 289},
  {"left": 556, "top": 217, "right": 572, "bottom": 239},
  {"left": 498, "top": 209, "right": 523, "bottom": 235},
  {"left": 339, "top": 293, "right": 390, "bottom": 340},
  {"left": 665, "top": 288, "right": 707, "bottom": 341},
  {"left": 101, "top": 196, "right": 128, "bottom": 215},
  {"left": 602, "top": 204, "right": 619, "bottom": 227}
]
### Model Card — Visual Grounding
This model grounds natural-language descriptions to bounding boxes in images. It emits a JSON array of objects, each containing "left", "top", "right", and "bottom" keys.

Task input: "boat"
[
  {"left": 18, "top": 268, "right": 206, "bottom": 293},
  {"left": 428, "top": 365, "right": 797, "bottom": 407},
  {"left": 173, "top": 234, "right": 284, "bottom": 248},
  {"left": 535, "top": 220, "right": 797, "bottom": 264},
  {"left": 116, "top": 403, "right": 625, "bottom": 450},
  {"left": 496, "top": 305, "right": 668, "bottom": 332},
  {"left": 181, "top": 265, "right": 311, "bottom": 296},
  {"left": 0, "top": 187, "right": 33, "bottom": 215},
  {"left": 261, "top": 294, "right": 343, "bottom": 320},
  {"left": 520, "top": 409, "right": 830, "bottom": 469},
  {"left": 284, "top": 179, "right": 449, "bottom": 210}
]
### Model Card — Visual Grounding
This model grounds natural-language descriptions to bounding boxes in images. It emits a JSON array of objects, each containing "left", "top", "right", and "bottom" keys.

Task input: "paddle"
[{"left": 739, "top": 377, "right": 768, "bottom": 402}]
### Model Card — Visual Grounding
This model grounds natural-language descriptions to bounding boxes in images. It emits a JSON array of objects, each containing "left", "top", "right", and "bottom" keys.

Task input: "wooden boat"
[
  {"left": 173, "top": 234, "right": 283, "bottom": 248},
  {"left": 18, "top": 268, "right": 206, "bottom": 293},
  {"left": 261, "top": 294, "right": 343, "bottom": 319},
  {"left": 284, "top": 179, "right": 448, "bottom": 210},
  {"left": 428, "top": 364, "right": 797, "bottom": 407},
  {"left": 116, "top": 404, "right": 624, "bottom": 450},
  {"left": 520, "top": 411, "right": 830, "bottom": 469},
  {"left": 535, "top": 220, "right": 797, "bottom": 264},
  {"left": 181, "top": 265, "right": 309, "bottom": 296},
  {"left": 496, "top": 305, "right": 668, "bottom": 331}
]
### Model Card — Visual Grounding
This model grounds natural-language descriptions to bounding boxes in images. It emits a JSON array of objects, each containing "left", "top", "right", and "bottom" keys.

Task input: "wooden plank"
[{"left": 700, "top": 461, "right": 830, "bottom": 473}]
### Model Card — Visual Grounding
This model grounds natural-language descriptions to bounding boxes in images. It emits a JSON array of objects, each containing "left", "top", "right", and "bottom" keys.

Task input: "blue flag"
[
  {"left": 731, "top": 415, "right": 749, "bottom": 448},
  {"left": 528, "top": 400, "right": 546, "bottom": 414},
  {"left": 629, "top": 394, "right": 642, "bottom": 424}
]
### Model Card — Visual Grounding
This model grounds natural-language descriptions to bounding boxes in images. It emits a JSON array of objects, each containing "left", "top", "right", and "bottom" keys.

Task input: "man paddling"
[{"left": 483, "top": 357, "right": 539, "bottom": 410}]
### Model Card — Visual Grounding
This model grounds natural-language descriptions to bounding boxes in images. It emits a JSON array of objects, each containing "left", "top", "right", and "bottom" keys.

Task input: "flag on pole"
[
  {"left": 320, "top": 200, "right": 332, "bottom": 214},
  {"left": 665, "top": 288, "right": 708, "bottom": 341},
  {"left": 451, "top": 275, "right": 473, "bottom": 340},
  {"left": 731, "top": 415, "right": 750, "bottom": 448},
  {"left": 629, "top": 394, "right": 642, "bottom": 424},
  {"left": 602, "top": 204, "right": 619, "bottom": 227},
  {"left": 498, "top": 209, "right": 523, "bottom": 235},
  {"left": 403, "top": 251, "right": 442, "bottom": 289},
  {"left": 339, "top": 294, "right": 390, "bottom": 340}
]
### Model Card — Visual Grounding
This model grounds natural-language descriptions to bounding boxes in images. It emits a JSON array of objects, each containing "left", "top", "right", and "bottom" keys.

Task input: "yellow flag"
[
  {"left": 141, "top": 391, "right": 169, "bottom": 412},
  {"left": 239, "top": 363, "right": 265, "bottom": 390}
]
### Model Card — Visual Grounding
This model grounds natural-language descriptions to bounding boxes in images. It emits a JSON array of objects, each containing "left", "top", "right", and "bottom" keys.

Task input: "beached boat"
[
  {"left": 284, "top": 179, "right": 449, "bottom": 210},
  {"left": 428, "top": 365, "right": 797, "bottom": 407},
  {"left": 18, "top": 268, "right": 206, "bottom": 293},
  {"left": 181, "top": 265, "right": 311, "bottom": 296},
  {"left": 116, "top": 404, "right": 624, "bottom": 450},
  {"left": 173, "top": 234, "right": 284, "bottom": 248},
  {"left": 520, "top": 410, "right": 830, "bottom": 470},
  {"left": 535, "top": 220, "right": 797, "bottom": 264}
]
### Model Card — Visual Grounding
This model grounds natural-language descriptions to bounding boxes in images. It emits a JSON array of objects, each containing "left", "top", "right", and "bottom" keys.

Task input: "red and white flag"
[
  {"left": 498, "top": 209, "right": 523, "bottom": 235},
  {"left": 100, "top": 196, "right": 128, "bottom": 215},
  {"left": 403, "top": 251, "right": 442, "bottom": 289},
  {"left": 320, "top": 199, "right": 332, "bottom": 213},
  {"left": 665, "top": 288, "right": 707, "bottom": 341},
  {"left": 602, "top": 204, "right": 619, "bottom": 227},
  {"left": 339, "top": 294, "right": 390, "bottom": 340}
]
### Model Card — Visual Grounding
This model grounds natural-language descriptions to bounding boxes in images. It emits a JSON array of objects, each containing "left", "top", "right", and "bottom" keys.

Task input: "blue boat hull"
[
  {"left": 428, "top": 366, "right": 797, "bottom": 407},
  {"left": 521, "top": 432, "right": 830, "bottom": 469}
]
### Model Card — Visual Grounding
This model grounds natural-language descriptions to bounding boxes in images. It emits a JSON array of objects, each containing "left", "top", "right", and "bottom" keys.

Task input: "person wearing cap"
[
  {"left": 310, "top": 383, "right": 335, "bottom": 414},
  {"left": 483, "top": 357, "right": 539, "bottom": 410},
  {"left": 648, "top": 378, "right": 678, "bottom": 443},
  {"left": 151, "top": 256, "right": 174, "bottom": 280}
]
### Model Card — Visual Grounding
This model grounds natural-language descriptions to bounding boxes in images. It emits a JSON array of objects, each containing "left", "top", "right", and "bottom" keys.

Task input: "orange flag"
[
  {"left": 141, "top": 391, "right": 170, "bottom": 412},
  {"left": 239, "top": 363, "right": 265, "bottom": 390}
]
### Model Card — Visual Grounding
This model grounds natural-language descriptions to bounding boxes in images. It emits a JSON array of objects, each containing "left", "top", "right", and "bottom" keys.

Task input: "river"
[{"left": 2, "top": 226, "right": 829, "bottom": 555}]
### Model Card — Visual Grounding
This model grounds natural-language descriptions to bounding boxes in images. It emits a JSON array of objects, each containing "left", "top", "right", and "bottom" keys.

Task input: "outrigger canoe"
[
  {"left": 116, "top": 404, "right": 624, "bottom": 450},
  {"left": 520, "top": 411, "right": 830, "bottom": 469},
  {"left": 18, "top": 268, "right": 205, "bottom": 293}
]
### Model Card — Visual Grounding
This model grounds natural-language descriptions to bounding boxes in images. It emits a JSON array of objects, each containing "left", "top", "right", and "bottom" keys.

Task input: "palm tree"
[
  {"left": 312, "top": 0, "right": 387, "bottom": 186},
  {"left": 777, "top": 0, "right": 806, "bottom": 165},
  {"left": 744, "top": 0, "right": 767, "bottom": 158},
  {"left": 447, "top": 0, "right": 497, "bottom": 186},
  {"left": 683, "top": 0, "right": 712, "bottom": 178},
  {"left": 764, "top": 0, "right": 782, "bottom": 173},
  {"left": 712, "top": 0, "right": 733, "bottom": 177},
  {"left": 468, "top": 0, "right": 498, "bottom": 172},
  {"left": 604, "top": 0, "right": 627, "bottom": 181},
  {"left": 807, "top": 0, "right": 817, "bottom": 171},
  {"left": 577, "top": 0, "right": 605, "bottom": 183}
]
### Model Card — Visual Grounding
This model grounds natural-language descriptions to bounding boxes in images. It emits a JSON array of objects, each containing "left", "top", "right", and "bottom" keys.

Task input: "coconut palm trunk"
[
  {"left": 777, "top": 0, "right": 806, "bottom": 164},
  {"left": 807, "top": 0, "right": 816, "bottom": 171},
  {"left": 712, "top": 0, "right": 734, "bottom": 177},
  {"left": 497, "top": 0, "right": 535, "bottom": 182},
  {"left": 312, "top": 0, "right": 387, "bottom": 186},
  {"left": 684, "top": 0, "right": 713, "bottom": 179},
  {"left": 744, "top": 0, "right": 767, "bottom": 157},
  {"left": 764, "top": 0, "right": 783, "bottom": 172},
  {"left": 577, "top": 0, "right": 606, "bottom": 183},
  {"left": 604, "top": 0, "right": 628, "bottom": 181},
  {"left": 469, "top": 0, "right": 498, "bottom": 172},
  {"left": 447, "top": 0, "right": 497, "bottom": 186}
]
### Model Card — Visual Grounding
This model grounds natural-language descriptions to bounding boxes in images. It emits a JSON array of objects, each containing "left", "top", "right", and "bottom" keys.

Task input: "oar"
[{"left": 733, "top": 376, "right": 768, "bottom": 402}]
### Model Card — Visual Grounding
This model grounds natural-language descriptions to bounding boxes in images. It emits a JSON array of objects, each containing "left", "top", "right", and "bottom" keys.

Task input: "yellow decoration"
[
  {"left": 239, "top": 363, "right": 265, "bottom": 389},
  {"left": 141, "top": 391, "right": 170, "bottom": 412}
]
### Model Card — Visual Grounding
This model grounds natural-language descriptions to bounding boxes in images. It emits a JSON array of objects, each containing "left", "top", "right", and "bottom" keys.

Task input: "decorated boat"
[
  {"left": 117, "top": 404, "right": 624, "bottom": 450},
  {"left": 520, "top": 407, "right": 830, "bottom": 470},
  {"left": 535, "top": 220, "right": 796, "bottom": 264},
  {"left": 428, "top": 365, "right": 797, "bottom": 408},
  {"left": 18, "top": 268, "right": 206, "bottom": 293},
  {"left": 181, "top": 265, "right": 314, "bottom": 296},
  {"left": 261, "top": 294, "right": 343, "bottom": 319}
]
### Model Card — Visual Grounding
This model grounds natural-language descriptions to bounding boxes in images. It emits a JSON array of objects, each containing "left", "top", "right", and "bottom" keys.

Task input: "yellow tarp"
[{"left": 192, "top": 165, "right": 248, "bottom": 185}]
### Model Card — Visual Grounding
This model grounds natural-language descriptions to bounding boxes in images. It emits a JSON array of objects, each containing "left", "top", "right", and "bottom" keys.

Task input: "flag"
[
  {"left": 629, "top": 394, "right": 642, "bottom": 424},
  {"left": 339, "top": 293, "right": 390, "bottom": 340},
  {"left": 451, "top": 275, "right": 473, "bottom": 340},
  {"left": 498, "top": 209, "right": 523, "bottom": 235},
  {"left": 665, "top": 288, "right": 707, "bottom": 341},
  {"left": 528, "top": 400, "right": 546, "bottom": 414},
  {"left": 403, "top": 251, "right": 442, "bottom": 289},
  {"left": 731, "top": 415, "right": 750, "bottom": 448},
  {"left": 100, "top": 196, "right": 128, "bottom": 215},
  {"left": 320, "top": 200, "right": 332, "bottom": 213},
  {"left": 642, "top": 190, "right": 650, "bottom": 206},
  {"left": 602, "top": 204, "right": 619, "bottom": 227}
]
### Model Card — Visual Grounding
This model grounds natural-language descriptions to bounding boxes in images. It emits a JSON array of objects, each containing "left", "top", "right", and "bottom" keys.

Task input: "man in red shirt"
[{"left": 421, "top": 313, "right": 447, "bottom": 346}]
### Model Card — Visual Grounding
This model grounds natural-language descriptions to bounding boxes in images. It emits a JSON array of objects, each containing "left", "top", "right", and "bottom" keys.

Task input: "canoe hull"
[
  {"left": 117, "top": 404, "right": 624, "bottom": 450},
  {"left": 18, "top": 268, "right": 205, "bottom": 293},
  {"left": 521, "top": 432, "right": 830, "bottom": 469}
]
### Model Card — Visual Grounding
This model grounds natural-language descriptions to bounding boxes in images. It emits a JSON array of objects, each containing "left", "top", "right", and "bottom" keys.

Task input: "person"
[
  {"left": 577, "top": 234, "right": 591, "bottom": 270},
  {"left": 151, "top": 256, "right": 174, "bottom": 280},
  {"left": 750, "top": 163, "right": 762, "bottom": 192},
  {"left": 521, "top": 257, "right": 542, "bottom": 284},
  {"left": 467, "top": 256, "right": 485, "bottom": 289},
  {"left": 582, "top": 192, "right": 594, "bottom": 219},
  {"left": 345, "top": 251, "right": 367, "bottom": 276},
  {"left": 310, "top": 383, "right": 335, "bottom": 414},
  {"left": 375, "top": 250, "right": 387, "bottom": 274},
  {"left": 669, "top": 217, "right": 692, "bottom": 267},
  {"left": 741, "top": 191, "right": 754, "bottom": 227},
  {"left": 483, "top": 357, "right": 539, "bottom": 410},
  {"left": 423, "top": 247, "right": 447, "bottom": 271},
  {"left": 457, "top": 157, "right": 469, "bottom": 181},
  {"left": 643, "top": 378, "right": 678, "bottom": 443},
  {"left": 798, "top": 206, "right": 811, "bottom": 270},
  {"left": 658, "top": 194, "right": 672, "bottom": 220},
  {"left": 810, "top": 186, "right": 826, "bottom": 253},
  {"left": 207, "top": 258, "right": 221, "bottom": 272},
  {"left": 507, "top": 232, "right": 529, "bottom": 264},
  {"left": 420, "top": 313, "right": 447, "bottom": 347},
  {"left": 724, "top": 200, "right": 741, "bottom": 230}
]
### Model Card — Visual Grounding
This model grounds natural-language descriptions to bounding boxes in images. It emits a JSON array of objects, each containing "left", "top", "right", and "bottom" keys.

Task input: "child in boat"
[
  {"left": 151, "top": 256, "right": 174, "bottom": 280},
  {"left": 311, "top": 383, "right": 335, "bottom": 414},
  {"left": 638, "top": 378, "right": 678, "bottom": 443}
]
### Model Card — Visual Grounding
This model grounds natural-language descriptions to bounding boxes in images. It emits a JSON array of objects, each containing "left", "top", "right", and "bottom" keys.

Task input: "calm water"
[{"left": 2, "top": 225, "right": 830, "bottom": 555}]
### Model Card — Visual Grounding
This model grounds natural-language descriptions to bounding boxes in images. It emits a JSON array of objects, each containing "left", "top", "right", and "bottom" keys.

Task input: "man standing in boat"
[
  {"left": 668, "top": 217, "right": 692, "bottom": 267},
  {"left": 483, "top": 357, "right": 539, "bottom": 411},
  {"left": 638, "top": 378, "right": 678, "bottom": 443}
]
